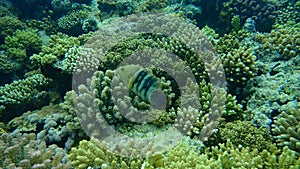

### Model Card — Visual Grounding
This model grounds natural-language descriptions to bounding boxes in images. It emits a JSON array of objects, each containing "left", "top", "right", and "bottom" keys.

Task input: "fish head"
[{"left": 117, "top": 64, "right": 142, "bottom": 84}]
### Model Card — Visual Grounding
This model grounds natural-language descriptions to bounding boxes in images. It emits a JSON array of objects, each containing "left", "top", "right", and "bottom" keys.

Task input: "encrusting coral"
[{"left": 244, "top": 52, "right": 299, "bottom": 129}]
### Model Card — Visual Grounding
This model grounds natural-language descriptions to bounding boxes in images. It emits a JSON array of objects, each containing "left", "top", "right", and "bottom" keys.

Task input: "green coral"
[
  {"left": 272, "top": 103, "right": 300, "bottom": 153},
  {"left": 255, "top": 23, "right": 300, "bottom": 60},
  {"left": 219, "top": 0, "right": 276, "bottom": 32},
  {"left": 218, "top": 120, "right": 272, "bottom": 151},
  {"left": 207, "top": 140, "right": 300, "bottom": 169},
  {"left": 0, "top": 74, "right": 51, "bottom": 119},
  {"left": 74, "top": 28, "right": 244, "bottom": 138},
  {"left": 223, "top": 94, "right": 243, "bottom": 119},
  {"left": 200, "top": 25, "right": 219, "bottom": 41},
  {"left": 214, "top": 32, "right": 241, "bottom": 54},
  {"left": 162, "top": 141, "right": 218, "bottom": 168},
  {"left": 221, "top": 46, "right": 258, "bottom": 87},
  {"left": 30, "top": 32, "right": 80, "bottom": 69},
  {"left": 214, "top": 31, "right": 258, "bottom": 90},
  {"left": 231, "top": 15, "right": 241, "bottom": 31},
  {"left": 58, "top": 10, "right": 88, "bottom": 30},
  {"left": 276, "top": 1, "right": 300, "bottom": 25},
  {"left": 0, "top": 15, "right": 25, "bottom": 40},
  {"left": 1, "top": 28, "right": 42, "bottom": 68},
  {"left": 198, "top": 80, "right": 243, "bottom": 118},
  {"left": 0, "top": 52, "right": 18, "bottom": 73},
  {"left": 188, "top": 80, "right": 244, "bottom": 137},
  {"left": 0, "top": 132, "right": 71, "bottom": 169},
  {"left": 26, "top": 10, "right": 58, "bottom": 35},
  {"left": 69, "top": 137, "right": 161, "bottom": 169},
  {"left": 58, "top": 7, "right": 100, "bottom": 36},
  {"left": 163, "top": 139, "right": 300, "bottom": 169},
  {"left": 136, "top": 0, "right": 169, "bottom": 12}
]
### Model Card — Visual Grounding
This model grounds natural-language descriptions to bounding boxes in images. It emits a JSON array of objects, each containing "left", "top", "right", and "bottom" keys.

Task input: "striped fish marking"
[{"left": 117, "top": 65, "right": 167, "bottom": 109}]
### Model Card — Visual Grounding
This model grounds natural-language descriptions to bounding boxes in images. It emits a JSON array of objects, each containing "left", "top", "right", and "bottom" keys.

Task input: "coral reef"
[
  {"left": 0, "top": 52, "right": 17, "bottom": 74},
  {"left": 30, "top": 33, "right": 80, "bottom": 66},
  {"left": 0, "top": 132, "right": 71, "bottom": 169},
  {"left": 25, "top": 10, "right": 59, "bottom": 35},
  {"left": 275, "top": 1, "right": 300, "bottom": 25},
  {"left": 212, "top": 30, "right": 258, "bottom": 93},
  {"left": 97, "top": 0, "right": 169, "bottom": 19},
  {"left": 188, "top": 79, "right": 243, "bottom": 137},
  {"left": 0, "top": 1, "right": 299, "bottom": 168},
  {"left": 30, "top": 32, "right": 82, "bottom": 78}
]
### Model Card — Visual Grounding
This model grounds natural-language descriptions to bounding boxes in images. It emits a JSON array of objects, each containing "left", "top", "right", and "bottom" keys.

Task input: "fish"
[{"left": 116, "top": 65, "right": 168, "bottom": 110}]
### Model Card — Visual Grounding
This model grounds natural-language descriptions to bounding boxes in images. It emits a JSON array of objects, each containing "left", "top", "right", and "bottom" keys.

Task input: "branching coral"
[
  {"left": 26, "top": 10, "right": 59, "bottom": 35},
  {"left": 0, "top": 52, "right": 18, "bottom": 74},
  {"left": 214, "top": 30, "right": 258, "bottom": 91},
  {"left": 97, "top": 0, "right": 170, "bottom": 19},
  {"left": 0, "top": 74, "right": 52, "bottom": 120},
  {"left": 218, "top": 120, "right": 272, "bottom": 151},
  {"left": 0, "top": 15, "right": 25, "bottom": 41},
  {"left": 275, "top": 1, "right": 300, "bottom": 25},
  {"left": 221, "top": 46, "right": 257, "bottom": 89},
  {"left": 1, "top": 28, "right": 42, "bottom": 70},
  {"left": 69, "top": 137, "right": 160, "bottom": 169},
  {"left": 189, "top": 79, "right": 244, "bottom": 137},
  {"left": 255, "top": 23, "right": 299, "bottom": 60},
  {"left": 58, "top": 10, "right": 89, "bottom": 36},
  {"left": 66, "top": 14, "right": 251, "bottom": 146},
  {"left": 30, "top": 32, "right": 81, "bottom": 78},
  {"left": 272, "top": 103, "right": 300, "bottom": 153},
  {"left": 160, "top": 139, "right": 300, "bottom": 169}
]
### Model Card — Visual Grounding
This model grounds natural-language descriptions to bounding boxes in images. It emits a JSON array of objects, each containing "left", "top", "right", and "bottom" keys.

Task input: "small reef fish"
[{"left": 116, "top": 65, "right": 168, "bottom": 110}]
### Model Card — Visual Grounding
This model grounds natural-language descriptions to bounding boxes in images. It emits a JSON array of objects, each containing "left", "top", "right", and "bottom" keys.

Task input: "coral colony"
[{"left": 0, "top": 0, "right": 299, "bottom": 168}]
